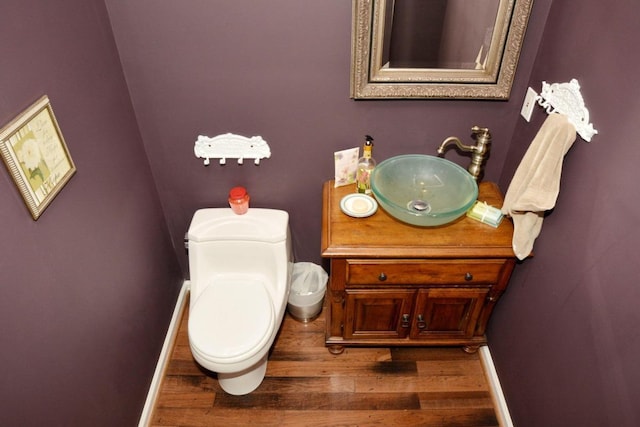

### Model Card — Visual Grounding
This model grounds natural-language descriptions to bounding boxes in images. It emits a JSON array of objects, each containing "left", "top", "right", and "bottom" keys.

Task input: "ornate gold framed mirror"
[{"left": 350, "top": 0, "right": 533, "bottom": 99}]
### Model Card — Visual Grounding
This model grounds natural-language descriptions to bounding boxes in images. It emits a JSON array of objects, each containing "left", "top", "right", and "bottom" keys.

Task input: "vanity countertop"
[{"left": 321, "top": 180, "right": 514, "bottom": 259}]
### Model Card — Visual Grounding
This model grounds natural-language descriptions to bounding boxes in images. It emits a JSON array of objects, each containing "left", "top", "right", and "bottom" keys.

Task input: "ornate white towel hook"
[
  {"left": 536, "top": 79, "right": 598, "bottom": 142},
  {"left": 194, "top": 133, "right": 271, "bottom": 166}
]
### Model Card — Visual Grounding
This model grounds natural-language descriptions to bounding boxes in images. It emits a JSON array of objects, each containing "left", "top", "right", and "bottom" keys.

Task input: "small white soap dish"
[{"left": 340, "top": 194, "right": 378, "bottom": 218}]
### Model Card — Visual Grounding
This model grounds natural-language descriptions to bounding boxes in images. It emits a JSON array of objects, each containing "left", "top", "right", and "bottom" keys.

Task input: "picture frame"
[{"left": 0, "top": 95, "right": 76, "bottom": 220}]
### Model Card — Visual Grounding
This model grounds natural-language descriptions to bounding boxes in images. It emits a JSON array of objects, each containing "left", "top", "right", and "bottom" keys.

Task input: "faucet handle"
[
  {"left": 471, "top": 126, "right": 490, "bottom": 137},
  {"left": 471, "top": 126, "right": 492, "bottom": 146}
]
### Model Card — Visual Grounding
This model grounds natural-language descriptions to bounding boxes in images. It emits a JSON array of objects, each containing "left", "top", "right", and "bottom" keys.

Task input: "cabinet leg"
[
  {"left": 328, "top": 345, "right": 344, "bottom": 355},
  {"left": 463, "top": 345, "right": 480, "bottom": 354}
]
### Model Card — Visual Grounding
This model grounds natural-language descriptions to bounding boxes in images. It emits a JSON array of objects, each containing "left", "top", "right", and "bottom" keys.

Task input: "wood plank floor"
[{"left": 150, "top": 299, "right": 499, "bottom": 426}]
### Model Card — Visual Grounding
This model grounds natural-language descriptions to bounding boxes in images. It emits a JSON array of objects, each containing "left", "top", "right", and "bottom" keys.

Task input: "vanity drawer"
[{"left": 345, "top": 259, "right": 505, "bottom": 286}]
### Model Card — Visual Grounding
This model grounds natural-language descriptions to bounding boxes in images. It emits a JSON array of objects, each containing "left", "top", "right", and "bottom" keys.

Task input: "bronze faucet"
[{"left": 437, "top": 126, "right": 491, "bottom": 182}]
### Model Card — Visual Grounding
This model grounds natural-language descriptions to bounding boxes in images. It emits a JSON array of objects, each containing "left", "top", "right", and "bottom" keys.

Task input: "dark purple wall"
[
  {"left": 0, "top": 1, "right": 182, "bottom": 425},
  {"left": 104, "top": 0, "right": 551, "bottom": 275},
  {"left": 491, "top": 2, "right": 640, "bottom": 426},
  {"left": 11, "top": 0, "right": 615, "bottom": 425}
]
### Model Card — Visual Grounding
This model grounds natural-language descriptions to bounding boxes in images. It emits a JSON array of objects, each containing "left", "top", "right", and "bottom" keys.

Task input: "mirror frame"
[{"left": 350, "top": 0, "right": 533, "bottom": 100}]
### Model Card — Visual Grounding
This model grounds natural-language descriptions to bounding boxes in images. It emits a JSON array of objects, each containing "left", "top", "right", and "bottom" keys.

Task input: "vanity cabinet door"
[
  {"left": 410, "top": 288, "right": 489, "bottom": 340},
  {"left": 343, "top": 289, "right": 416, "bottom": 340}
]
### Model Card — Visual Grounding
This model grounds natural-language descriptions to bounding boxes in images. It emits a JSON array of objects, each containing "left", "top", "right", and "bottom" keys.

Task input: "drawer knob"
[
  {"left": 378, "top": 272, "right": 387, "bottom": 281},
  {"left": 401, "top": 314, "right": 410, "bottom": 328},
  {"left": 465, "top": 272, "right": 473, "bottom": 281},
  {"left": 417, "top": 314, "right": 427, "bottom": 329}
]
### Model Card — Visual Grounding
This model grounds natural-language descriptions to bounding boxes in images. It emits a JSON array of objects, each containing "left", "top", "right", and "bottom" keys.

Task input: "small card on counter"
[{"left": 334, "top": 147, "right": 359, "bottom": 187}]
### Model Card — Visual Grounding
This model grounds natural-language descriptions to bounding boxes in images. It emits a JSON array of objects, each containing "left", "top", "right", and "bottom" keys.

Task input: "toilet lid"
[{"left": 189, "top": 279, "right": 274, "bottom": 360}]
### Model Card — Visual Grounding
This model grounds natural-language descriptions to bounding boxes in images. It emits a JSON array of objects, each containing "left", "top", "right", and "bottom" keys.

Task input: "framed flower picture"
[{"left": 0, "top": 95, "right": 76, "bottom": 220}]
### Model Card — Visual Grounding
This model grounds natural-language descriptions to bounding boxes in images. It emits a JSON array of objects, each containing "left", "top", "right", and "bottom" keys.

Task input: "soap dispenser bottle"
[{"left": 356, "top": 135, "right": 376, "bottom": 195}]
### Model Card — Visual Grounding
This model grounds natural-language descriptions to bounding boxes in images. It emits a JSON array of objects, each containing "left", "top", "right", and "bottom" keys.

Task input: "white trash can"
[{"left": 287, "top": 262, "right": 328, "bottom": 322}]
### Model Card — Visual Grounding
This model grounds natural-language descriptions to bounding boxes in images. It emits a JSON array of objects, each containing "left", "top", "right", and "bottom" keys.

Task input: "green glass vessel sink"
[{"left": 370, "top": 154, "right": 478, "bottom": 227}]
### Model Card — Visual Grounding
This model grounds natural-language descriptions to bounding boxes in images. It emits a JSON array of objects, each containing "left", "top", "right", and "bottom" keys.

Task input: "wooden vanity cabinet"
[{"left": 321, "top": 180, "right": 516, "bottom": 354}]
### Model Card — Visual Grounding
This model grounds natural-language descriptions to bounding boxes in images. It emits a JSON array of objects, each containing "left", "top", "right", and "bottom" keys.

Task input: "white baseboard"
[
  {"left": 479, "top": 345, "right": 513, "bottom": 427},
  {"left": 137, "top": 283, "right": 512, "bottom": 427},
  {"left": 138, "top": 281, "right": 190, "bottom": 427}
]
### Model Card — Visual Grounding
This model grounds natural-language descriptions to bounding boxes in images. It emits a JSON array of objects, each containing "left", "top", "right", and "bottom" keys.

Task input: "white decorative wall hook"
[
  {"left": 536, "top": 79, "right": 598, "bottom": 142},
  {"left": 194, "top": 133, "right": 271, "bottom": 166}
]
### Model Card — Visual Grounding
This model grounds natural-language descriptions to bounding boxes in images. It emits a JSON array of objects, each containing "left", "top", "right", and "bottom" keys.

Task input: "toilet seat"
[{"left": 189, "top": 278, "right": 274, "bottom": 362}]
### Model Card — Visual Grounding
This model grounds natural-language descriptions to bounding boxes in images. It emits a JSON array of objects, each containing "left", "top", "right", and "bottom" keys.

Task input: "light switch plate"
[{"left": 521, "top": 87, "right": 538, "bottom": 122}]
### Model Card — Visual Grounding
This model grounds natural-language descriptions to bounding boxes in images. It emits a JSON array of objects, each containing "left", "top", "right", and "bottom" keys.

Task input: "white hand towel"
[{"left": 502, "top": 114, "right": 577, "bottom": 260}]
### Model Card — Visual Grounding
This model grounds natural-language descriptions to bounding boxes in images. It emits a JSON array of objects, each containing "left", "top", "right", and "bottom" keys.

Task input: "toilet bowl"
[{"left": 186, "top": 208, "right": 292, "bottom": 395}]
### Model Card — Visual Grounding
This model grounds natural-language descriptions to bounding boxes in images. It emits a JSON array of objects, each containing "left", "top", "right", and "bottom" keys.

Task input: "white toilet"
[{"left": 186, "top": 208, "right": 293, "bottom": 395}]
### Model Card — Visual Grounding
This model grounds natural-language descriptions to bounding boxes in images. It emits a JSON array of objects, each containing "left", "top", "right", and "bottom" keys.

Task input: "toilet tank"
[
  {"left": 188, "top": 208, "right": 289, "bottom": 244},
  {"left": 187, "top": 208, "right": 292, "bottom": 301}
]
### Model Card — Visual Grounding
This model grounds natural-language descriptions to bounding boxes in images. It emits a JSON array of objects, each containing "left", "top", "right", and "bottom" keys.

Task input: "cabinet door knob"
[
  {"left": 417, "top": 314, "right": 426, "bottom": 329},
  {"left": 465, "top": 272, "right": 473, "bottom": 281},
  {"left": 378, "top": 272, "right": 387, "bottom": 281},
  {"left": 401, "top": 314, "right": 410, "bottom": 328}
]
